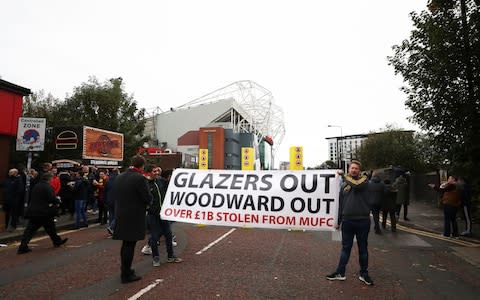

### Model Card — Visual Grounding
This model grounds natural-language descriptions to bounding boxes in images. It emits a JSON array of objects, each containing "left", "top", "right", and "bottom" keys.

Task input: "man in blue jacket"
[{"left": 326, "top": 160, "right": 374, "bottom": 286}]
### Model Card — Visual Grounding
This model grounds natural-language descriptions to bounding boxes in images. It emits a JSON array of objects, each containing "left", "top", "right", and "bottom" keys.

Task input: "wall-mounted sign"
[
  {"left": 16, "top": 117, "right": 46, "bottom": 151},
  {"left": 56, "top": 130, "right": 78, "bottom": 150},
  {"left": 289, "top": 146, "right": 304, "bottom": 170},
  {"left": 198, "top": 148, "right": 208, "bottom": 170},
  {"left": 82, "top": 126, "right": 124, "bottom": 161},
  {"left": 241, "top": 147, "right": 254, "bottom": 170}
]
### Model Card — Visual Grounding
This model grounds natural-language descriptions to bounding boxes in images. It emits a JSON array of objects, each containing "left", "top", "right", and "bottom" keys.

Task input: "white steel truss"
[{"left": 176, "top": 80, "right": 285, "bottom": 155}]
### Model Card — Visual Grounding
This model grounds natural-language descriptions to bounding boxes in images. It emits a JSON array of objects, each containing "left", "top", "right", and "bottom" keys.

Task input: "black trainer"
[
  {"left": 54, "top": 238, "right": 68, "bottom": 248},
  {"left": 121, "top": 274, "right": 142, "bottom": 284},
  {"left": 17, "top": 247, "right": 32, "bottom": 254},
  {"left": 326, "top": 272, "right": 346, "bottom": 281},
  {"left": 359, "top": 274, "right": 374, "bottom": 285}
]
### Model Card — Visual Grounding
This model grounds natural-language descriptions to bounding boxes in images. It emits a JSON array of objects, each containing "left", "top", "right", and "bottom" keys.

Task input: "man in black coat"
[
  {"left": 112, "top": 155, "right": 152, "bottom": 284},
  {"left": 1, "top": 168, "right": 22, "bottom": 231},
  {"left": 17, "top": 172, "right": 68, "bottom": 254},
  {"left": 368, "top": 171, "right": 385, "bottom": 235}
]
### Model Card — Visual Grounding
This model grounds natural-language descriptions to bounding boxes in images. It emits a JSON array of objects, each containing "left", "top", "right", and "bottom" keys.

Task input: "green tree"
[
  {"left": 62, "top": 77, "right": 147, "bottom": 164},
  {"left": 317, "top": 160, "right": 337, "bottom": 169},
  {"left": 21, "top": 77, "right": 147, "bottom": 167},
  {"left": 356, "top": 125, "right": 425, "bottom": 172},
  {"left": 388, "top": 0, "right": 480, "bottom": 180}
]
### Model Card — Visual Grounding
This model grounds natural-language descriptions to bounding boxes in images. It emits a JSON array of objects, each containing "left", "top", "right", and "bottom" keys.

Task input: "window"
[{"left": 207, "top": 133, "right": 213, "bottom": 169}]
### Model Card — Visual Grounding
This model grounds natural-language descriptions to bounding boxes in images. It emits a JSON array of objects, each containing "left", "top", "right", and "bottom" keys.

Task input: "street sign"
[
  {"left": 199, "top": 148, "right": 209, "bottom": 169},
  {"left": 241, "top": 147, "right": 254, "bottom": 170},
  {"left": 289, "top": 146, "right": 304, "bottom": 170},
  {"left": 16, "top": 117, "right": 46, "bottom": 151}
]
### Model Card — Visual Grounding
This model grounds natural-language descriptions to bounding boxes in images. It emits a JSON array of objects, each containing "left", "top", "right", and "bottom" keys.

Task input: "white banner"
[{"left": 160, "top": 169, "right": 341, "bottom": 231}]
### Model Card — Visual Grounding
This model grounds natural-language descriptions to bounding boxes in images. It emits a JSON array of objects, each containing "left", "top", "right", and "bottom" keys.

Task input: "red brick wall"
[
  {"left": 199, "top": 127, "right": 224, "bottom": 169},
  {"left": 0, "top": 90, "right": 23, "bottom": 136}
]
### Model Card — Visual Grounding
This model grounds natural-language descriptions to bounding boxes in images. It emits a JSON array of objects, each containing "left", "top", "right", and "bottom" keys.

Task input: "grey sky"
[{"left": 1, "top": 0, "right": 427, "bottom": 167}]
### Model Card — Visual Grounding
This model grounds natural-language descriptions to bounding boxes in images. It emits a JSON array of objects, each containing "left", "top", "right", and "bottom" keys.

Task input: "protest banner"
[{"left": 160, "top": 168, "right": 341, "bottom": 231}]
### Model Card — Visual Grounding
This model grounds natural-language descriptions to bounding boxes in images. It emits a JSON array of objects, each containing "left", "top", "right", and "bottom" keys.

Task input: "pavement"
[
  {"left": 0, "top": 211, "right": 102, "bottom": 246},
  {"left": 0, "top": 200, "right": 479, "bottom": 246}
]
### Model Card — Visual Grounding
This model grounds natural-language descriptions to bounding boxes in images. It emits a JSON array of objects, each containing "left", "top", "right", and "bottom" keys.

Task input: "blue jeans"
[
  {"left": 75, "top": 199, "right": 88, "bottom": 227},
  {"left": 148, "top": 215, "right": 173, "bottom": 258},
  {"left": 336, "top": 219, "right": 370, "bottom": 276},
  {"left": 107, "top": 202, "right": 116, "bottom": 230}
]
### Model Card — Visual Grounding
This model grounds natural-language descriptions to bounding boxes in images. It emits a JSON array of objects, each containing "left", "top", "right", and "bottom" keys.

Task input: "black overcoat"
[
  {"left": 24, "top": 180, "right": 58, "bottom": 218},
  {"left": 112, "top": 169, "right": 152, "bottom": 241}
]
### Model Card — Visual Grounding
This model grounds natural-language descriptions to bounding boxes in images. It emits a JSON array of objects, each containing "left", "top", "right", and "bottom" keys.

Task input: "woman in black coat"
[
  {"left": 17, "top": 172, "right": 68, "bottom": 254},
  {"left": 112, "top": 156, "right": 152, "bottom": 284}
]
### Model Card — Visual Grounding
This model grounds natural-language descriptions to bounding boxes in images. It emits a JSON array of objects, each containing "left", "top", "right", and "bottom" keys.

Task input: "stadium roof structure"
[{"left": 176, "top": 80, "right": 285, "bottom": 154}]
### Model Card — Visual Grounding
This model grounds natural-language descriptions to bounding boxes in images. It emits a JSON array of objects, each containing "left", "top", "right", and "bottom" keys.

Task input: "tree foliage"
[
  {"left": 307, "top": 161, "right": 336, "bottom": 170},
  {"left": 388, "top": 0, "right": 480, "bottom": 180},
  {"left": 62, "top": 77, "right": 147, "bottom": 164},
  {"left": 356, "top": 125, "right": 425, "bottom": 172},
  {"left": 20, "top": 77, "right": 147, "bottom": 168}
]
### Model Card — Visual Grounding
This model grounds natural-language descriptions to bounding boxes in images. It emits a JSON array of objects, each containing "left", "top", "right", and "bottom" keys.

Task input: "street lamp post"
[{"left": 328, "top": 125, "right": 347, "bottom": 173}]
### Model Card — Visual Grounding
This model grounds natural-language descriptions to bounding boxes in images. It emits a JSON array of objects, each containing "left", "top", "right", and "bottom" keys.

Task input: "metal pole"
[
  {"left": 24, "top": 151, "right": 32, "bottom": 208},
  {"left": 340, "top": 127, "right": 347, "bottom": 174}
]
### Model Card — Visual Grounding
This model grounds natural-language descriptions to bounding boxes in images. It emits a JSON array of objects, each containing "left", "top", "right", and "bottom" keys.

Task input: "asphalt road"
[{"left": 0, "top": 222, "right": 479, "bottom": 299}]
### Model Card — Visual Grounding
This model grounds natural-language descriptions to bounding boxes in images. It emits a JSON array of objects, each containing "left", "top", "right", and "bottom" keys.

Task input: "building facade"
[
  {"left": 144, "top": 81, "right": 285, "bottom": 170},
  {"left": 326, "top": 134, "right": 368, "bottom": 169}
]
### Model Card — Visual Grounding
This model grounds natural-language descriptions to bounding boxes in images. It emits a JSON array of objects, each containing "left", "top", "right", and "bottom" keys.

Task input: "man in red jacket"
[{"left": 50, "top": 167, "right": 61, "bottom": 196}]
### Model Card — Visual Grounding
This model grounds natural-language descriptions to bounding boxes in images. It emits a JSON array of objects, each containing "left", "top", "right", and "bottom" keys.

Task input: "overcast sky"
[{"left": 1, "top": 0, "right": 427, "bottom": 167}]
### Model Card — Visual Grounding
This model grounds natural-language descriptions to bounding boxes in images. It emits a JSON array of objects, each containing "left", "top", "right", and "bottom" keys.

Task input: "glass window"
[{"left": 207, "top": 133, "right": 213, "bottom": 169}]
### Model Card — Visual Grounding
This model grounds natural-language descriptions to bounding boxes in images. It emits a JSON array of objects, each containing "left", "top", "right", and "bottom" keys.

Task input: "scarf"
[{"left": 129, "top": 166, "right": 144, "bottom": 174}]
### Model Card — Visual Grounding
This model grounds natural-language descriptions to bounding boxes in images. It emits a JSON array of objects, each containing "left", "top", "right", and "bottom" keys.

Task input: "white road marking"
[
  {"left": 196, "top": 228, "right": 236, "bottom": 255},
  {"left": 128, "top": 279, "right": 163, "bottom": 300}
]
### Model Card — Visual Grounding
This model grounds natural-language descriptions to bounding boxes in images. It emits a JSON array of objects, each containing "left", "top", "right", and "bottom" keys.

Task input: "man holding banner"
[{"left": 326, "top": 160, "right": 374, "bottom": 286}]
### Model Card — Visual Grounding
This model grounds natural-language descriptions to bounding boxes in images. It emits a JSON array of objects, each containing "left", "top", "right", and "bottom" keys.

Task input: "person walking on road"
[
  {"left": 429, "top": 175, "right": 462, "bottom": 237},
  {"left": 326, "top": 160, "right": 374, "bottom": 286},
  {"left": 112, "top": 155, "right": 152, "bottom": 284},
  {"left": 17, "top": 172, "right": 68, "bottom": 254},
  {"left": 368, "top": 171, "right": 385, "bottom": 235}
]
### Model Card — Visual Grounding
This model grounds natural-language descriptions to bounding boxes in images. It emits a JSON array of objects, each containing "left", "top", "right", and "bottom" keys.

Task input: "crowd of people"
[
  {"left": 1, "top": 156, "right": 182, "bottom": 283},
  {"left": 2, "top": 156, "right": 473, "bottom": 285},
  {"left": 1, "top": 162, "right": 120, "bottom": 232}
]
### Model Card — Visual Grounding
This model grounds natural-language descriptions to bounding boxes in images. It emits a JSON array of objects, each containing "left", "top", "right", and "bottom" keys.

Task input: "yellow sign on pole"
[
  {"left": 241, "top": 147, "right": 254, "bottom": 170},
  {"left": 289, "top": 146, "right": 303, "bottom": 170},
  {"left": 198, "top": 148, "right": 208, "bottom": 169}
]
